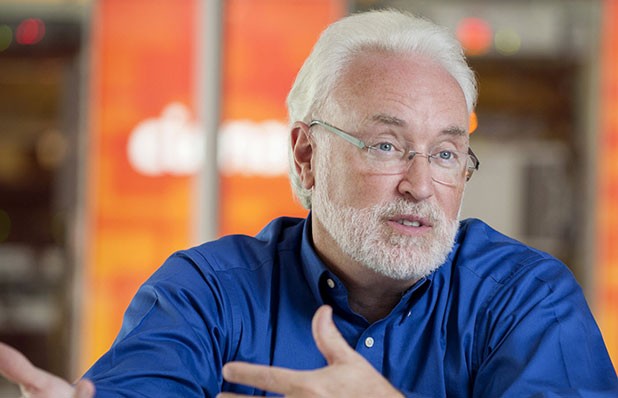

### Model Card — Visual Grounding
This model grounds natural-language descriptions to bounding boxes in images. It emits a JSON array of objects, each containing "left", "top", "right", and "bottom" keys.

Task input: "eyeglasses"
[{"left": 308, "top": 120, "right": 480, "bottom": 186}]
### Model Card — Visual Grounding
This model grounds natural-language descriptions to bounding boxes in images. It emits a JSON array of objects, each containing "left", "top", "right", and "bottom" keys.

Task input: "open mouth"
[
  {"left": 389, "top": 216, "right": 432, "bottom": 229},
  {"left": 396, "top": 219, "right": 422, "bottom": 227}
]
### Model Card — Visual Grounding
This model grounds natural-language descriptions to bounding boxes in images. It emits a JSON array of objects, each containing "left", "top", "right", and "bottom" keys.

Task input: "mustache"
[{"left": 374, "top": 199, "right": 444, "bottom": 223}]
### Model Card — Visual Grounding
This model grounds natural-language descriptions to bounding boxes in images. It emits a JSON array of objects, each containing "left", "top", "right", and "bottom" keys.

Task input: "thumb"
[
  {"left": 74, "top": 379, "right": 96, "bottom": 398},
  {"left": 0, "top": 342, "right": 46, "bottom": 389},
  {"left": 311, "top": 305, "right": 353, "bottom": 365},
  {"left": 0, "top": 342, "right": 77, "bottom": 396}
]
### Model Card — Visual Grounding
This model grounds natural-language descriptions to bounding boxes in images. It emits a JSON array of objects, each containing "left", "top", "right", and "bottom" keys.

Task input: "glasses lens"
[
  {"left": 430, "top": 153, "right": 467, "bottom": 185},
  {"left": 364, "top": 148, "right": 471, "bottom": 185},
  {"left": 364, "top": 148, "right": 405, "bottom": 173}
]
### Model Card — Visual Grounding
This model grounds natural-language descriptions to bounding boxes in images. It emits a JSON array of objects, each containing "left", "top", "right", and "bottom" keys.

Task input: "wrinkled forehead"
[{"left": 326, "top": 51, "right": 469, "bottom": 142}]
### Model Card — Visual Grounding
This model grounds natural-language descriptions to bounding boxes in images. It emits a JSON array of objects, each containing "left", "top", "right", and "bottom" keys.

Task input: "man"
[{"left": 1, "top": 9, "right": 617, "bottom": 398}]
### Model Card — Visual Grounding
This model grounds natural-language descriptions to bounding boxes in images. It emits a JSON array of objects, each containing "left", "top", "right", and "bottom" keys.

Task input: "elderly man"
[{"left": 1, "top": 9, "right": 617, "bottom": 398}]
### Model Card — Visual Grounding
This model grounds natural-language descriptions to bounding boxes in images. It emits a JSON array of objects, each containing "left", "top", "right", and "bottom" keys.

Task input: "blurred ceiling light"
[
  {"left": 495, "top": 28, "right": 521, "bottom": 56},
  {"left": 456, "top": 17, "right": 493, "bottom": 56},
  {"left": 16, "top": 18, "right": 45, "bottom": 45},
  {"left": 0, "top": 25, "right": 11, "bottom": 51},
  {"left": 36, "top": 129, "right": 68, "bottom": 170},
  {"left": 469, "top": 111, "right": 478, "bottom": 134}
]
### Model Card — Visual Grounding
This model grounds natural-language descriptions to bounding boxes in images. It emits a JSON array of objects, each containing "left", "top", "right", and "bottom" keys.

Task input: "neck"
[
  {"left": 347, "top": 282, "right": 409, "bottom": 323},
  {"left": 332, "top": 261, "right": 416, "bottom": 323},
  {"left": 312, "top": 217, "right": 417, "bottom": 323}
]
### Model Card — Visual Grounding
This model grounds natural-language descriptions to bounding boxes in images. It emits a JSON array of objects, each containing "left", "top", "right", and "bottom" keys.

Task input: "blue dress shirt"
[{"left": 84, "top": 216, "right": 618, "bottom": 397}]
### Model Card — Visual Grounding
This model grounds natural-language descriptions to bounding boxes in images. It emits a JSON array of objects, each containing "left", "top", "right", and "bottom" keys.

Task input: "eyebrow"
[
  {"left": 442, "top": 126, "right": 468, "bottom": 137},
  {"left": 371, "top": 113, "right": 407, "bottom": 127},
  {"left": 370, "top": 114, "right": 468, "bottom": 136}
]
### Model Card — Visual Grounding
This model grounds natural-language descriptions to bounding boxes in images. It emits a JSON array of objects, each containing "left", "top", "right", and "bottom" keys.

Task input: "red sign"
[
  {"left": 81, "top": 0, "right": 198, "bottom": 371},
  {"left": 219, "top": 0, "right": 345, "bottom": 236}
]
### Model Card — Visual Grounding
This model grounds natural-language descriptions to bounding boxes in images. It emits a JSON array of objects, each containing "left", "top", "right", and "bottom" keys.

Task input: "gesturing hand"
[
  {"left": 218, "top": 305, "right": 404, "bottom": 398},
  {"left": 0, "top": 342, "right": 94, "bottom": 398}
]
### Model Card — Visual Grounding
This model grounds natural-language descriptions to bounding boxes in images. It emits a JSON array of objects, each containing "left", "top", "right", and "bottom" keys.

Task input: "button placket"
[{"left": 355, "top": 326, "right": 384, "bottom": 374}]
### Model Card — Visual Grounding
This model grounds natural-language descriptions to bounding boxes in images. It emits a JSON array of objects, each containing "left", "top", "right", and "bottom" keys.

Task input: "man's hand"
[
  {"left": 218, "top": 305, "right": 404, "bottom": 398},
  {"left": 0, "top": 342, "right": 94, "bottom": 398}
]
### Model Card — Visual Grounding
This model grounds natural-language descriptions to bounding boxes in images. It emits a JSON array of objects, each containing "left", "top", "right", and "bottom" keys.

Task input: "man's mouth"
[
  {"left": 389, "top": 216, "right": 432, "bottom": 229},
  {"left": 396, "top": 219, "right": 421, "bottom": 227}
]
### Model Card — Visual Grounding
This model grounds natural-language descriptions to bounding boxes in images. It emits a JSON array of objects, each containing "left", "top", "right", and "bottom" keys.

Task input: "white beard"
[{"left": 312, "top": 183, "right": 460, "bottom": 281}]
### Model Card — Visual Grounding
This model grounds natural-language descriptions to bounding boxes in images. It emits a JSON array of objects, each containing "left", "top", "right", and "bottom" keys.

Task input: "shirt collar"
[{"left": 300, "top": 212, "right": 333, "bottom": 305}]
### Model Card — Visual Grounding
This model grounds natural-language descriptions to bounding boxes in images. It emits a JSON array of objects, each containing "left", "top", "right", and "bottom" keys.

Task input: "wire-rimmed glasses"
[{"left": 308, "top": 120, "right": 480, "bottom": 186}]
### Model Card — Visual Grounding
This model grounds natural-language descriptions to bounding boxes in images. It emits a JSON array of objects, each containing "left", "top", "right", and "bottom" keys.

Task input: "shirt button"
[
  {"left": 326, "top": 278, "right": 335, "bottom": 289},
  {"left": 364, "top": 337, "right": 374, "bottom": 348}
]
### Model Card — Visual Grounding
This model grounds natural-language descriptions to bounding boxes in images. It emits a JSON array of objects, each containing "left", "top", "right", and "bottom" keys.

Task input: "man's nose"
[{"left": 396, "top": 154, "right": 434, "bottom": 202}]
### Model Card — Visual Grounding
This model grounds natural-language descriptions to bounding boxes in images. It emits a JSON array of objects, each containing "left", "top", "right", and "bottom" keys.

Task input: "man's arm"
[
  {"left": 83, "top": 252, "right": 234, "bottom": 397},
  {"left": 0, "top": 342, "right": 94, "bottom": 398},
  {"left": 471, "top": 260, "right": 618, "bottom": 397},
  {"left": 0, "top": 306, "right": 409, "bottom": 398}
]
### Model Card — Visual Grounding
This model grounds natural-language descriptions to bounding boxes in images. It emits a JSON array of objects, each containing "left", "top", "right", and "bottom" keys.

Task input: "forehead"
[{"left": 331, "top": 51, "right": 469, "bottom": 141}]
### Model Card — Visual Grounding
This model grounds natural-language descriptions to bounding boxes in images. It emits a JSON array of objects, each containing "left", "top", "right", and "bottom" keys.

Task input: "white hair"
[{"left": 286, "top": 9, "right": 478, "bottom": 209}]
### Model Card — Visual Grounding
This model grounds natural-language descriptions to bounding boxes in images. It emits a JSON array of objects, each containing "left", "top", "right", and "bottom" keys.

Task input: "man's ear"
[{"left": 291, "top": 121, "right": 315, "bottom": 190}]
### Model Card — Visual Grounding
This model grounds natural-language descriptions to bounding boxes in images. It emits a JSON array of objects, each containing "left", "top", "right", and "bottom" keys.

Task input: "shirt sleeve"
[
  {"left": 82, "top": 251, "right": 235, "bottom": 398},
  {"left": 471, "top": 257, "right": 618, "bottom": 397}
]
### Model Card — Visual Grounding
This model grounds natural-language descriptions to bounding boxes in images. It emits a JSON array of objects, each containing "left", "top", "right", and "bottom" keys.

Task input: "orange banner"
[
  {"left": 81, "top": 0, "right": 198, "bottom": 371},
  {"left": 219, "top": 0, "right": 345, "bottom": 236},
  {"left": 597, "top": 0, "right": 618, "bottom": 369}
]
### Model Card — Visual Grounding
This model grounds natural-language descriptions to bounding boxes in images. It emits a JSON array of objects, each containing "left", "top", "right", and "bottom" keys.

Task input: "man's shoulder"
[
  {"left": 456, "top": 218, "right": 573, "bottom": 287},
  {"left": 181, "top": 215, "right": 306, "bottom": 273}
]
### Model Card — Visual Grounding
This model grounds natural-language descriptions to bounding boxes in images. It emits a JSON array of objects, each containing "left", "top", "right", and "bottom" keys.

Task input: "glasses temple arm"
[{"left": 309, "top": 120, "right": 367, "bottom": 150}]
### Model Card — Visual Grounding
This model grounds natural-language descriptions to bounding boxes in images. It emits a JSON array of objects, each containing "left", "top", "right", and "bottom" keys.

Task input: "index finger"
[
  {"left": 222, "top": 361, "right": 303, "bottom": 395},
  {"left": 0, "top": 342, "right": 48, "bottom": 390}
]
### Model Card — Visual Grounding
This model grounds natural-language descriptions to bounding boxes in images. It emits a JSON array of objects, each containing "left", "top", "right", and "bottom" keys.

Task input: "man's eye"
[
  {"left": 437, "top": 150, "right": 454, "bottom": 160},
  {"left": 377, "top": 143, "right": 395, "bottom": 152}
]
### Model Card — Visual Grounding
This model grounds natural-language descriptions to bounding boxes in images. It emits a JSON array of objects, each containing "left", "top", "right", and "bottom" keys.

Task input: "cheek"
[
  {"left": 323, "top": 157, "right": 390, "bottom": 207},
  {"left": 436, "top": 185, "right": 465, "bottom": 220},
  {"left": 339, "top": 172, "right": 397, "bottom": 208}
]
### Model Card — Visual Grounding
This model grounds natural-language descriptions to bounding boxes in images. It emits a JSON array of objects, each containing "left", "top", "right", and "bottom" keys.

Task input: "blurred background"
[{"left": 0, "top": 0, "right": 616, "bottom": 395}]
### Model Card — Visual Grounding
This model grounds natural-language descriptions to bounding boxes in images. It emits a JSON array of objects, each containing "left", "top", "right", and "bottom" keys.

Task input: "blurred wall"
[{"left": 0, "top": 2, "right": 86, "bottom": 390}]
